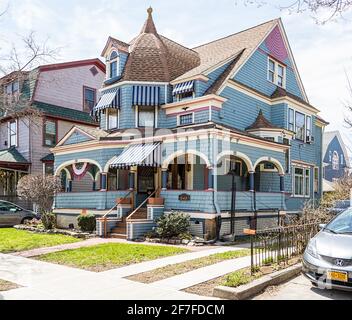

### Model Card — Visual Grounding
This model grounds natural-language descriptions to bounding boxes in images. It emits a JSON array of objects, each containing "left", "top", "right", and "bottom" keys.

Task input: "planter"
[
  {"left": 148, "top": 197, "right": 164, "bottom": 205},
  {"left": 116, "top": 197, "right": 131, "bottom": 205}
]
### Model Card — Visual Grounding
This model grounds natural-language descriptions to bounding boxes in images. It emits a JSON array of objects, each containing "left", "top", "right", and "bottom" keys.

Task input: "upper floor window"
[
  {"left": 109, "top": 51, "right": 119, "bottom": 79},
  {"left": 107, "top": 108, "right": 119, "bottom": 130},
  {"left": 83, "top": 86, "right": 96, "bottom": 112},
  {"left": 332, "top": 151, "right": 339, "bottom": 170},
  {"left": 8, "top": 120, "right": 17, "bottom": 147},
  {"left": 268, "top": 58, "right": 285, "bottom": 88},
  {"left": 178, "top": 113, "right": 194, "bottom": 126},
  {"left": 306, "top": 116, "right": 312, "bottom": 139},
  {"left": 138, "top": 106, "right": 155, "bottom": 128},
  {"left": 288, "top": 108, "right": 294, "bottom": 132},
  {"left": 5, "top": 81, "right": 19, "bottom": 95},
  {"left": 176, "top": 91, "right": 194, "bottom": 101},
  {"left": 43, "top": 119, "right": 57, "bottom": 147},
  {"left": 295, "top": 111, "right": 305, "bottom": 141}
]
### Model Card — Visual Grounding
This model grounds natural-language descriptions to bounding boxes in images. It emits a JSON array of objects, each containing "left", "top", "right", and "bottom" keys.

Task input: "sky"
[{"left": 1, "top": 0, "right": 352, "bottom": 154}]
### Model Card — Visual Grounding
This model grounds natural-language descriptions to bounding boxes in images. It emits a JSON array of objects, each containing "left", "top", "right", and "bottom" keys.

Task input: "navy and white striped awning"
[
  {"left": 172, "top": 81, "right": 194, "bottom": 96},
  {"left": 110, "top": 142, "right": 161, "bottom": 169},
  {"left": 132, "top": 86, "right": 161, "bottom": 107},
  {"left": 92, "top": 89, "right": 120, "bottom": 115}
]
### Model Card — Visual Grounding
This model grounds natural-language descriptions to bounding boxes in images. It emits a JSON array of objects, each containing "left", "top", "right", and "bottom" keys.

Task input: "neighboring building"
[
  {"left": 0, "top": 59, "right": 105, "bottom": 207},
  {"left": 52, "top": 8, "right": 328, "bottom": 239},
  {"left": 322, "top": 131, "right": 350, "bottom": 185}
]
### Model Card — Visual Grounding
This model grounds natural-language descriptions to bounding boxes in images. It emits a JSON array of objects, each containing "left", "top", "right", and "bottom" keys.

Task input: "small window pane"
[
  {"left": 44, "top": 120, "right": 57, "bottom": 147},
  {"left": 9, "top": 121, "right": 17, "bottom": 147},
  {"left": 12, "top": 81, "right": 19, "bottom": 92},
  {"left": 288, "top": 108, "right": 294, "bottom": 131},
  {"left": 84, "top": 87, "right": 96, "bottom": 112},
  {"left": 110, "top": 61, "right": 118, "bottom": 78},
  {"left": 179, "top": 113, "right": 193, "bottom": 125}
]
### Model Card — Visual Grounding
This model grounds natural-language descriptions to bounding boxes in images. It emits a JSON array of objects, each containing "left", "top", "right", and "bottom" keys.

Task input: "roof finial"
[{"left": 147, "top": 6, "right": 153, "bottom": 17}]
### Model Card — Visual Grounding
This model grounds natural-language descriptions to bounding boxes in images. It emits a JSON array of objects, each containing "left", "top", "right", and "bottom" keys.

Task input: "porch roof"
[
  {"left": 109, "top": 142, "right": 161, "bottom": 168},
  {"left": 0, "top": 147, "right": 30, "bottom": 170}
]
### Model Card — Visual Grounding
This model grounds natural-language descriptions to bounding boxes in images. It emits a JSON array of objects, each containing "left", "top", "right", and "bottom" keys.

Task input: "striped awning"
[
  {"left": 132, "top": 86, "right": 161, "bottom": 107},
  {"left": 172, "top": 81, "right": 194, "bottom": 96},
  {"left": 110, "top": 142, "right": 161, "bottom": 169},
  {"left": 92, "top": 89, "right": 120, "bottom": 114}
]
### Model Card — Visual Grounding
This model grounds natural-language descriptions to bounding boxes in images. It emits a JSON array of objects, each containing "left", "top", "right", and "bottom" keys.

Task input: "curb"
[{"left": 213, "top": 263, "right": 302, "bottom": 300}]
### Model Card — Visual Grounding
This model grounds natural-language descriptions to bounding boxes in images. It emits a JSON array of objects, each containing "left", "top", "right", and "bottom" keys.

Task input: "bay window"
[{"left": 295, "top": 111, "right": 305, "bottom": 141}]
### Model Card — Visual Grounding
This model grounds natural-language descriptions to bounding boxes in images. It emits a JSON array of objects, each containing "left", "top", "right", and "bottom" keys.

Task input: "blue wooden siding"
[{"left": 63, "top": 131, "right": 93, "bottom": 145}]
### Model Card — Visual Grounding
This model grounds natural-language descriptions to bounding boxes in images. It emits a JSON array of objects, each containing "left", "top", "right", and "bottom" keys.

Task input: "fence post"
[{"left": 250, "top": 234, "right": 254, "bottom": 275}]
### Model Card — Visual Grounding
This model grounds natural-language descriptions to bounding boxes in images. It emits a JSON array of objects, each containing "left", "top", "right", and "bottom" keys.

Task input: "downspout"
[{"left": 212, "top": 136, "right": 221, "bottom": 241}]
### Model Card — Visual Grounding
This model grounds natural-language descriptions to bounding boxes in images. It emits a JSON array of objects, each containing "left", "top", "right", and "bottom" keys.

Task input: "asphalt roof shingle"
[{"left": 0, "top": 147, "right": 29, "bottom": 164}]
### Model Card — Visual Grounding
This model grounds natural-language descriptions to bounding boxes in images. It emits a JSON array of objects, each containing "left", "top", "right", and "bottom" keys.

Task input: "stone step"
[
  {"left": 109, "top": 233, "right": 127, "bottom": 239},
  {"left": 111, "top": 226, "right": 127, "bottom": 233}
]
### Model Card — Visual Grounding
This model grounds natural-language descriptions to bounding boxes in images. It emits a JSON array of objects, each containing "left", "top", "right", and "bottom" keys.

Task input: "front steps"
[{"left": 108, "top": 208, "right": 148, "bottom": 238}]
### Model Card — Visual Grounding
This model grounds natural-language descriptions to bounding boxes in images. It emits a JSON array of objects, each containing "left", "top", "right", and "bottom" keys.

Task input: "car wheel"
[{"left": 21, "top": 217, "right": 33, "bottom": 225}]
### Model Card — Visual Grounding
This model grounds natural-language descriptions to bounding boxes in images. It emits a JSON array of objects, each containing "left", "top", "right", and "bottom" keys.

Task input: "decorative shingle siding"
[{"left": 63, "top": 131, "right": 92, "bottom": 145}]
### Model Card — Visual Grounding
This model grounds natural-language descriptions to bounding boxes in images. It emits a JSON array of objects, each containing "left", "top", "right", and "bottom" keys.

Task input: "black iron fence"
[{"left": 247, "top": 223, "right": 319, "bottom": 274}]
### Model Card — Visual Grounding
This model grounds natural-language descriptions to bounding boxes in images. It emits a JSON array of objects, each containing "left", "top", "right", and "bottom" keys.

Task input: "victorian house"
[
  {"left": 0, "top": 59, "right": 105, "bottom": 208},
  {"left": 52, "top": 9, "right": 327, "bottom": 239}
]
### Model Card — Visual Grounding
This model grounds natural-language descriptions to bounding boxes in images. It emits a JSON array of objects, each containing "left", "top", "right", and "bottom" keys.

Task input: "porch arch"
[
  {"left": 161, "top": 149, "right": 211, "bottom": 170},
  {"left": 253, "top": 156, "right": 285, "bottom": 176},
  {"left": 216, "top": 151, "right": 254, "bottom": 172},
  {"left": 54, "top": 159, "right": 103, "bottom": 177}
]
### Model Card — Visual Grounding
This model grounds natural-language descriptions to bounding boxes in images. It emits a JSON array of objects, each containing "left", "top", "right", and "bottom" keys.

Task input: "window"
[
  {"left": 268, "top": 58, "right": 285, "bottom": 87},
  {"left": 306, "top": 116, "right": 312, "bottom": 139},
  {"left": 305, "top": 168, "right": 310, "bottom": 197},
  {"left": 329, "top": 150, "right": 332, "bottom": 162},
  {"left": 294, "top": 168, "right": 304, "bottom": 196},
  {"left": 179, "top": 113, "right": 194, "bottom": 126},
  {"left": 314, "top": 167, "right": 319, "bottom": 193},
  {"left": 295, "top": 111, "right": 305, "bottom": 141},
  {"left": 341, "top": 154, "right": 344, "bottom": 165},
  {"left": 44, "top": 163, "right": 54, "bottom": 175},
  {"left": 43, "top": 119, "right": 57, "bottom": 147},
  {"left": 83, "top": 87, "right": 96, "bottom": 112},
  {"left": 109, "top": 51, "right": 119, "bottom": 79},
  {"left": 107, "top": 108, "right": 118, "bottom": 130},
  {"left": 5, "top": 81, "right": 19, "bottom": 95},
  {"left": 177, "top": 91, "right": 194, "bottom": 101},
  {"left": 138, "top": 106, "right": 155, "bottom": 127},
  {"left": 294, "top": 167, "right": 311, "bottom": 197},
  {"left": 8, "top": 120, "right": 17, "bottom": 147},
  {"left": 285, "top": 149, "right": 290, "bottom": 173},
  {"left": 288, "top": 108, "right": 294, "bottom": 132},
  {"left": 268, "top": 59, "right": 275, "bottom": 83},
  {"left": 332, "top": 151, "right": 339, "bottom": 170},
  {"left": 277, "top": 65, "right": 284, "bottom": 87}
]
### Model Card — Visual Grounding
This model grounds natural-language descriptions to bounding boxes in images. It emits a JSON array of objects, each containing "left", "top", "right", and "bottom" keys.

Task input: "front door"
[{"left": 136, "top": 167, "right": 155, "bottom": 207}]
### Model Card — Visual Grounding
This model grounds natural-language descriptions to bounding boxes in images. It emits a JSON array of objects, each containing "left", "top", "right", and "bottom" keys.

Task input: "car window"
[
  {"left": 0, "top": 202, "right": 20, "bottom": 212},
  {"left": 327, "top": 209, "right": 352, "bottom": 234}
]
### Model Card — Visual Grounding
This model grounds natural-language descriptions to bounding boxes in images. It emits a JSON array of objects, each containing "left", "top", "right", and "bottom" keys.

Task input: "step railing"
[
  {"left": 126, "top": 189, "right": 158, "bottom": 222},
  {"left": 101, "top": 190, "right": 134, "bottom": 238}
]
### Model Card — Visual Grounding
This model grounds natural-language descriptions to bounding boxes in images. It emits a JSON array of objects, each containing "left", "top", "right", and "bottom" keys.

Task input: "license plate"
[{"left": 327, "top": 271, "right": 348, "bottom": 282}]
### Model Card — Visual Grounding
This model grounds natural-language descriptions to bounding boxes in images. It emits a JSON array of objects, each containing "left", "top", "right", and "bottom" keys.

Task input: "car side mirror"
[{"left": 319, "top": 224, "right": 326, "bottom": 230}]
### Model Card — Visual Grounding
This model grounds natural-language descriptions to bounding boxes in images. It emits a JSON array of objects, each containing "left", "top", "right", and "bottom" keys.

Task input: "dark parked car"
[{"left": 0, "top": 200, "right": 38, "bottom": 227}]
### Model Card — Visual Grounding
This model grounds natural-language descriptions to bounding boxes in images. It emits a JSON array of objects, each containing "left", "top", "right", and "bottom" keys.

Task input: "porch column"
[
  {"left": 100, "top": 173, "right": 107, "bottom": 191},
  {"left": 92, "top": 180, "right": 97, "bottom": 191},
  {"left": 161, "top": 169, "right": 168, "bottom": 191},
  {"left": 207, "top": 167, "right": 214, "bottom": 190},
  {"left": 249, "top": 171, "right": 255, "bottom": 192},
  {"left": 129, "top": 171, "right": 135, "bottom": 190},
  {"left": 280, "top": 175, "right": 285, "bottom": 193}
]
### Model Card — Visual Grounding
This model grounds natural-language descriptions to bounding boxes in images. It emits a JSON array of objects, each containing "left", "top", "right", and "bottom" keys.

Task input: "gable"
[
  {"left": 324, "top": 136, "right": 348, "bottom": 166},
  {"left": 61, "top": 129, "right": 94, "bottom": 146},
  {"left": 232, "top": 22, "right": 307, "bottom": 101}
]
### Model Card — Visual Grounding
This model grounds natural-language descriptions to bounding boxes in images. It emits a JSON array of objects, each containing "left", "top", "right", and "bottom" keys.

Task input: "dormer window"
[
  {"left": 268, "top": 58, "right": 286, "bottom": 88},
  {"left": 109, "top": 51, "right": 119, "bottom": 79}
]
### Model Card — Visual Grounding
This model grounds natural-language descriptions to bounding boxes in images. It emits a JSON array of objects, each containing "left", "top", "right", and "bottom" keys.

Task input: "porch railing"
[
  {"left": 126, "top": 189, "right": 159, "bottom": 221},
  {"left": 245, "top": 223, "right": 319, "bottom": 275},
  {"left": 101, "top": 190, "right": 134, "bottom": 238}
]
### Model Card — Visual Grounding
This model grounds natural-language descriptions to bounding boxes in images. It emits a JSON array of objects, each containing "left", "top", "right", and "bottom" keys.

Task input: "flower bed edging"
[
  {"left": 14, "top": 225, "right": 96, "bottom": 239},
  {"left": 213, "top": 263, "right": 302, "bottom": 300}
]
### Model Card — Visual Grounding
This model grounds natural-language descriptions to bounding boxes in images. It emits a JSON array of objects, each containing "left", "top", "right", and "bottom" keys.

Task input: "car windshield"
[{"left": 326, "top": 208, "right": 352, "bottom": 234}]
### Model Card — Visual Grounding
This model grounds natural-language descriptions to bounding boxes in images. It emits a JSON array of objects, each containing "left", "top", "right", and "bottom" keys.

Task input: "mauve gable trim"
[{"left": 38, "top": 59, "right": 106, "bottom": 73}]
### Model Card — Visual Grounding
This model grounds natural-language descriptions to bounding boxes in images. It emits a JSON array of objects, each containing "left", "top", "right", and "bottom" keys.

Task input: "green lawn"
[
  {"left": 37, "top": 243, "right": 188, "bottom": 272},
  {"left": 0, "top": 228, "right": 79, "bottom": 253}
]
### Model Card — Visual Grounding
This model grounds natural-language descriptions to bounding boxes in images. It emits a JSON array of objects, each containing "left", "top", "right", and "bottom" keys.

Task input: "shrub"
[
  {"left": 155, "top": 212, "right": 190, "bottom": 239},
  {"left": 41, "top": 212, "right": 56, "bottom": 230},
  {"left": 222, "top": 270, "right": 253, "bottom": 288},
  {"left": 77, "top": 214, "right": 96, "bottom": 232}
]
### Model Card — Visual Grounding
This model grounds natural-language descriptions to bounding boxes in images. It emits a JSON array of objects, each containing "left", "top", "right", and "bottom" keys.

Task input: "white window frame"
[
  {"left": 176, "top": 91, "right": 195, "bottom": 102},
  {"left": 267, "top": 57, "right": 286, "bottom": 88},
  {"left": 106, "top": 108, "right": 119, "bottom": 130},
  {"left": 288, "top": 107, "right": 314, "bottom": 143},
  {"left": 314, "top": 166, "right": 319, "bottom": 194},
  {"left": 107, "top": 49, "right": 119, "bottom": 80},
  {"left": 177, "top": 112, "right": 195, "bottom": 126},
  {"left": 288, "top": 108, "right": 295, "bottom": 132},
  {"left": 136, "top": 105, "right": 156, "bottom": 128},
  {"left": 293, "top": 166, "right": 311, "bottom": 198},
  {"left": 8, "top": 119, "right": 18, "bottom": 147}
]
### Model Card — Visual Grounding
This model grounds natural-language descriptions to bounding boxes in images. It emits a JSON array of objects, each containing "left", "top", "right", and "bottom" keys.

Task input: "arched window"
[
  {"left": 109, "top": 50, "right": 119, "bottom": 79},
  {"left": 332, "top": 151, "right": 339, "bottom": 170}
]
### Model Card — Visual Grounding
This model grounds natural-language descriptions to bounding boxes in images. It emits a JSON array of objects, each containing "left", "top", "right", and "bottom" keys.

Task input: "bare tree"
[{"left": 240, "top": 0, "right": 352, "bottom": 23}]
